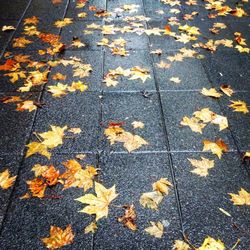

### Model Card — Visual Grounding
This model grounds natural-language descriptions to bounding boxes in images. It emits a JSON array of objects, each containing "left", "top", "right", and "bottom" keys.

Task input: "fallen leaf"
[
  {"left": 170, "top": 77, "right": 181, "bottom": 84},
  {"left": 118, "top": 205, "right": 137, "bottom": 231},
  {"left": 229, "top": 100, "right": 249, "bottom": 114},
  {"left": 203, "top": 139, "right": 228, "bottom": 159},
  {"left": 42, "top": 225, "right": 74, "bottom": 249},
  {"left": 54, "top": 18, "right": 73, "bottom": 28},
  {"left": 180, "top": 116, "right": 206, "bottom": 134},
  {"left": 144, "top": 221, "right": 164, "bottom": 238},
  {"left": 229, "top": 188, "right": 250, "bottom": 205},
  {"left": 2, "top": 25, "right": 15, "bottom": 31},
  {"left": 220, "top": 85, "right": 234, "bottom": 97},
  {"left": 0, "top": 169, "right": 17, "bottom": 189},
  {"left": 132, "top": 121, "right": 145, "bottom": 129},
  {"left": 173, "top": 240, "right": 190, "bottom": 250},
  {"left": 26, "top": 142, "right": 51, "bottom": 159},
  {"left": 188, "top": 157, "right": 215, "bottom": 176},
  {"left": 76, "top": 182, "right": 118, "bottom": 221},
  {"left": 68, "top": 128, "right": 82, "bottom": 134},
  {"left": 152, "top": 178, "right": 172, "bottom": 195},
  {"left": 198, "top": 236, "right": 225, "bottom": 250},
  {"left": 139, "top": 191, "right": 163, "bottom": 210},
  {"left": 16, "top": 100, "right": 37, "bottom": 112},
  {"left": 201, "top": 88, "right": 222, "bottom": 98},
  {"left": 84, "top": 221, "right": 98, "bottom": 234}
]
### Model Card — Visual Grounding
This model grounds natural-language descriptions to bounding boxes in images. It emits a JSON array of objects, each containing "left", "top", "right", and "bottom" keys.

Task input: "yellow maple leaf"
[
  {"left": 0, "top": 169, "right": 17, "bottom": 189},
  {"left": 228, "top": 188, "right": 250, "bottom": 206},
  {"left": 144, "top": 221, "right": 164, "bottom": 238},
  {"left": 72, "top": 38, "right": 85, "bottom": 48},
  {"left": 54, "top": 18, "right": 73, "bottom": 28},
  {"left": 139, "top": 191, "right": 163, "bottom": 210},
  {"left": 76, "top": 182, "right": 118, "bottom": 221},
  {"left": 129, "top": 66, "right": 151, "bottom": 83},
  {"left": 198, "top": 236, "right": 225, "bottom": 250},
  {"left": 16, "top": 100, "right": 37, "bottom": 112},
  {"left": 201, "top": 88, "right": 222, "bottom": 98},
  {"left": 84, "top": 221, "right": 98, "bottom": 234},
  {"left": 48, "top": 83, "right": 68, "bottom": 97},
  {"left": 68, "top": 81, "right": 88, "bottom": 92},
  {"left": 4, "top": 71, "right": 26, "bottom": 83},
  {"left": 42, "top": 225, "right": 74, "bottom": 249},
  {"left": 2, "top": 25, "right": 15, "bottom": 31},
  {"left": 220, "top": 85, "right": 234, "bottom": 97},
  {"left": 180, "top": 116, "right": 206, "bottom": 134},
  {"left": 31, "top": 164, "right": 49, "bottom": 177},
  {"left": 173, "top": 240, "right": 190, "bottom": 250},
  {"left": 152, "top": 178, "right": 172, "bottom": 195},
  {"left": 202, "top": 139, "right": 228, "bottom": 159},
  {"left": 229, "top": 100, "right": 249, "bottom": 114},
  {"left": 12, "top": 37, "right": 32, "bottom": 48},
  {"left": 188, "top": 157, "right": 214, "bottom": 177},
  {"left": 39, "top": 125, "right": 67, "bottom": 148},
  {"left": 26, "top": 142, "right": 51, "bottom": 159}
]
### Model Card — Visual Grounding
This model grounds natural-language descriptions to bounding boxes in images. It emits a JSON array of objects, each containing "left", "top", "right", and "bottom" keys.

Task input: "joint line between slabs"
[{"left": 140, "top": 0, "right": 185, "bottom": 237}]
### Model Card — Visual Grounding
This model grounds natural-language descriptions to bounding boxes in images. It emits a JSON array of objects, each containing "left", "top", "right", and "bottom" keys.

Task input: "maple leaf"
[
  {"left": 235, "top": 45, "right": 250, "bottom": 53},
  {"left": 197, "top": 236, "right": 225, "bottom": 250},
  {"left": 54, "top": 18, "right": 73, "bottom": 28},
  {"left": 132, "top": 121, "right": 145, "bottom": 129},
  {"left": 26, "top": 142, "right": 51, "bottom": 159},
  {"left": 118, "top": 204, "right": 137, "bottom": 231},
  {"left": 129, "top": 67, "right": 151, "bottom": 83},
  {"left": 72, "top": 38, "right": 86, "bottom": 48},
  {"left": 0, "top": 59, "right": 16, "bottom": 71},
  {"left": 42, "top": 225, "right": 74, "bottom": 249},
  {"left": 76, "top": 182, "right": 118, "bottom": 221},
  {"left": 170, "top": 77, "right": 181, "bottom": 84},
  {"left": 42, "top": 165, "right": 60, "bottom": 186},
  {"left": 229, "top": 100, "right": 249, "bottom": 114},
  {"left": 144, "top": 221, "right": 164, "bottom": 238},
  {"left": 84, "top": 221, "right": 98, "bottom": 234},
  {"left": 26, "top": 178, "right": 47, "bottom": 198},
  {"left": 188, "top": 157, "right": 214, "bottom": 177},
  {"left": 181, "top": 116, "right": 206, "bottom": 134},
  {"left": 156, "top": 61, "right": 171, "bottom": 69},
  {"left": 24, "top": 16, "right": 39, "bottom": 25},
  {"left": 2, "top": 25, "right": 15, "bottom": 31},
  {"left": 220, "top": 85, "right": 234, "bottom": 97},
  {"left": 0, "top": 96, "right": 22, "bottom": 103},
  {"left": 139, "top": 191, "right": 163, "bottom": 210},
  {"left": 201, "top": 88, "right": 222, "bottom": 98},
  {"left": 13, "top": 37, "right": 32, "bottom": 48},
  {"left": 78, "top": 12, "right": 87, "bottom": 18},
  {"left": 228, "top": 188, "right": 250, "bottom": 206},
  {"left": 173, "top": 240, "right": 190, "bottom": 250},
  {"left": 31, "top": 164, "right": 49, "bottom": 177},
  {"left": 203, "top": 139, "right": 228, "bottom": 159},
  {"left": 4, "top": 71, "right": 26, "bottom": 83},
  {"left": 52, "top": 73, "right": 67, "bottom": 81},
  {"left": 16, "top": 100, "right": 37, "bottom": 112},
  {"left": 68, "top": 81, "right": 88, "bottom": 92},
  {"left": 152, "top": 178, "right": 172, "bottom": 195},
  {"left": 48, "top": 83, "right": 68, "bottom": 97},
  {"left": 39, "top": 125, "right": 67, "bottom": 148},
  {"left": 0, "top": 169, "right": 17, "bottom": 189}
]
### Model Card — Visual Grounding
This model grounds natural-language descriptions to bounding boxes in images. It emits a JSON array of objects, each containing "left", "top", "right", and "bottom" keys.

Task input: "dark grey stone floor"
[{"left": 0, "top": 0, "right": 250, "bottom": 249}]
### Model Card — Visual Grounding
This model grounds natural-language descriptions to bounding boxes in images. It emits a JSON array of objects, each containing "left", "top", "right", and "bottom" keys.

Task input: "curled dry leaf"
[
  {"left": 42, "top": 225, "right": 74, "bottom": 249},
  {"left": 0, "top": 169, "right": 17, "bottom": 189},
  {"left": 152, "top": 178, "right": 172, "bottom": 195},
  {"left": 139, "top": 191, "right": 163, "bottom": 210},
  {"left": 144, "top": 221, "right": 164, "bottom": 238},
  {"left": 188, "top": 157, "right": 214, "bottom": 177},
  {"left": 228, "top": 188, "right": 250, "bottom": 206},
  {"left": 220, "top": 85, "right": 234, "bottom": 96},
  {"left": 202, "top": 139, "right": 228, "bottom": 159},
  {"left": 76, "top": 182, "right": 118, "bottom": 221},
  {"left": 118, "top": 204, "right": 137, "bottom": 231},
  {"left": 2, "top": 25, "right": 15, "bottom": 31}
]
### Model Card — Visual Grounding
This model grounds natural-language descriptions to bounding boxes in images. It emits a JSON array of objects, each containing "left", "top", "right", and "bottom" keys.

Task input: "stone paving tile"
[
  {"left": 66, "top": 0, "right": 106, "bottom": 21},
  {"left": 201, "top": 50, "right": 250, "bottom": 91},
  {"left": 0, "top": 155, "right": 21, "bottom": 228},
  {"left": 29, "top": 91, "right": 101, "bottom": 153},
  {"left": 50, "top": 50, "right": 103, "bottom": 91},
  {"left": 160, "top": 91, "right": 237, "bottom": 152},
  {"left": 0, "top": 153, "right": 96, "bottom": 250},
  {"left": 60, "top": 21, "right": 103, "bottom": 51},
  {"left": 218, "top": 92, "right": 250, "bottom": 152},
  {"left": 103, "top": 50, "right": 156, "bottom": 91},
  {"left": 100, "top": 92, "right": 167, "bottom": 153},
  {"left": 152, "top": 54, "right": 212, "bottom": 91},
  {"left": 0, "top": 92, "right": 40, "bottom": 155},
  {"left": 172, "top": 152, "right": 250, "bottom": 249},
  {"left": 94, "top": 152, "right": 182, "bottom": 249},
  {"left": 0, "top": 1, "right": 30, "bottom": 20}
]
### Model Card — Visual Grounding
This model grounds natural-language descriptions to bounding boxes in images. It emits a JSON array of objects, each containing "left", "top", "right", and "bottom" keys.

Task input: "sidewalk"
[{"left": 0, "top": 0, "right": 250, "bottom": 249}]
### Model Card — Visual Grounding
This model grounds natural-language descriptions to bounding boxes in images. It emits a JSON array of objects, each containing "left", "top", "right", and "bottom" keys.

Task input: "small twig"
[
  {"left": 232, "top": 222, "right": 250, "bottom": 237},
  {"left": 183, "top": 233, "right": 196, "bottom": 250},
  {"left": 33, "top": 132, "right": 43, "bottom": 142},
  {"left": 230, "top": 238, "right": 241, "bottom": 250}
]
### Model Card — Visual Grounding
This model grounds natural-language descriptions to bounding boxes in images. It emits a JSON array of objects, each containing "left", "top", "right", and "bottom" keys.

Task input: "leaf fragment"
[
  {"left": 139, "top": 191, "right": 163, "bottom": 210},
  {"left": 144, "top": 221, "right": 164, "bottom": 238},
  {"left": 201, "top": 88, "right": 222, "bottom": 98},
  {"left": 229, "top": 188, "right": 250, "bottom": 206},
  {"left": 197, "top": 236, "right": 225, "bottom": 250},
  {"left": 0, "top": 169, "right": 17, "bottom": 189},
  {"left": 118, "top": 205, "right": 137, "bottom": 231}
]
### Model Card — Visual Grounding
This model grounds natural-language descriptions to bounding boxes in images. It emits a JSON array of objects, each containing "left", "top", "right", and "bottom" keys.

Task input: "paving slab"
[
  {"left": 172, "top": 152, "right": 250, "bottom": 249},
  {"left": 0, "top": 92, "right": 40, "bottom": 155},
  {"left": 29, "top": 91, "right": 101, "bottom": 153},
  {"left": 160, "top": 91, "right": 237, "bottom": 152},
  {"left": 100, "top": 92, "right": 167, "bottom": 153},
  {"left": 0, "top": 1, "right": 30, "bottom": 20},
  {"left": 0, "top": 153, "right": 96, "bottom": 250},
  {"left": 94, "top": 152, "right": 182, "bottom": 249}
]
